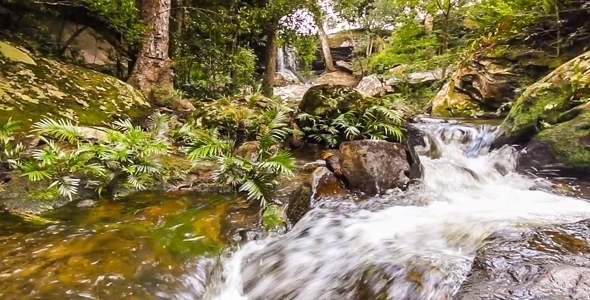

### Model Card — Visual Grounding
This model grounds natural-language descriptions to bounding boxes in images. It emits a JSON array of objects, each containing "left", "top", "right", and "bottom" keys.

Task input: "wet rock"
[
  {"left": 339, "top": 140, "right": 422, "bottom": 195},
  {"left": 456, "top": 219, "right": 590, "bottom": 299},
  {"left": 350, "top": 263, "right": 454, "bottom": 300},
  {"left": 356, "top": 75, "right": 385, "bottom": 97},
  {"left": 314, "top": 70, "right": 359, "bottom": 87},
  {"left": 500, "top": 50, "right": 590, "bottom": 168},
  {"left": 429, "top": 80, "right": 484, "bottom": 118},
  {"left": 0, "top": 171, "right": 12, "bottom": 184},
  {"left": 286, "top": 166, "right": 348, "bottom": 225},
  {"left": 515, "top": 139, "right": 558, "bottom": 174},
  {"left": 274, "top": 71, "right": 300, "bottom": 87},
  {"left": 298, "top": 84, "right": 372, "bottom": 120},
  {"left": 77, "top": 199, "right": 96, "bottom": 208}
]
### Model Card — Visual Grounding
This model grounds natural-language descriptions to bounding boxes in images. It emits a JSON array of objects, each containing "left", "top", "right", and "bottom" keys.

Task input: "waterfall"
[
  {"left": 276, "top": 46, "right": 286, "bottom": 73},
  {"left": 176, "top": 121, "right": 590, "bottom": 300}
]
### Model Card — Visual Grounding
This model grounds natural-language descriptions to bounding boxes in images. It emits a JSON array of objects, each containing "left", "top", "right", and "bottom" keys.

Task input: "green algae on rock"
[{"left": 0, "top": 40, "right": 150, "bottom": 129}]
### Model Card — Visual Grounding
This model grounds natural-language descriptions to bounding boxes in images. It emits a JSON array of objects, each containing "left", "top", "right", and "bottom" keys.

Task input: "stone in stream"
[
  {"left": 339, "top": 140, "right": 423, "bottom": 195},
  {"left": 456, "top": 219, "right": 590, "bottom": 299},
  {"left": 286, "top": 166, "right": 349, "bottom": 225}
]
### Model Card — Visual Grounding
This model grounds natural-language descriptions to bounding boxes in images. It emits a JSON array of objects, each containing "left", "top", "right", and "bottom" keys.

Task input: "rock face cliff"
[
  {"left": 0, "top": 39, "right": 150, "bottom": 129},
  {"left": 428, "top": 1, "right": 590, "bottom": 118}
]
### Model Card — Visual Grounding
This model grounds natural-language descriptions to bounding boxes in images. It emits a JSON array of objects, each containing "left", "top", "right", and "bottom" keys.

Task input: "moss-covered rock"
[
  {"left": 500, "top": 50, "right": 590, "bottom": 168},
  {"left": 189, "top": 92, "right": 288, "bottom": 141},
  {"left": 298, "top": 84, "right": 372, "bottom": 119},
  {"left": 0, "top": 40, "right": 150, "bottom": 129},
  {"left": 429, "top": 49, "right": 556, "bottom": 118},
  {"left": 429, "top": 80, "right": 484, "bottom": 117}
]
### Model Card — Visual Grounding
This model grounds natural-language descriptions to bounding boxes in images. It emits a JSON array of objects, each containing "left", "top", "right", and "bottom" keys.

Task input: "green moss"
[
  {"left": 537, "top": 110, "right": 590, "bottom": 168},
  {"left": 503, "top": 84, "right": 572, "bottom": 139},
  {"left": 0, "top": 40, "right": 150, "bottom": 130},
  {"left": 299, "top": 84, "right": 372, "bottom": 119},
  {"left": 0, "top": 42, "right": 36, "bottom": 65},
  {"left": 262, "top": 204, "right": 286, "bottom": 232},
  {"left": 28, "top": 186, "right": 60, "bottom": 201}
]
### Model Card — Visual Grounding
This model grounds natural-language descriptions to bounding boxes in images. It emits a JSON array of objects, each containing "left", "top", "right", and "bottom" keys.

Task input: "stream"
[{"left": 3, "top": 120, "right": 590, "bottom": 299}]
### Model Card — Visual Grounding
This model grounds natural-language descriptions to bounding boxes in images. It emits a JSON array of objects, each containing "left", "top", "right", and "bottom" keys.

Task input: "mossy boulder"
[
  {"left": 428, "top": 49, "right": 556, "bottom": 118},
  {"left": 499, "top": 50, "right": 590, "bottom": 168},
  {"left": 429, "top": 80, "right": 484, "bottom": 117},
  {"left": 189, "top": 93, "right": 289, "bottom": 141},
  {"left": 0, "top": 40, "right": 150, "bottom": 129},
  {"left": 298, "top": 84, "right": 372, "bottom": 119}
]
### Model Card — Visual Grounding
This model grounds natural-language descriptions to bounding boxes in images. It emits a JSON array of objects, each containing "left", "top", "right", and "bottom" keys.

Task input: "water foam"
[{"left": 178, "top": 122, "right": 590, "bottom": 300}]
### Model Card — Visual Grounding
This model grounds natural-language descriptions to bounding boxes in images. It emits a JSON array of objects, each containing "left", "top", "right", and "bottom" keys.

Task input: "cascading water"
[
  {"left": 277, "top": 47, "right": 286, "bottom": 73},
  {"left": 177, "top": 121, "right": 590, "bottom": 300}
]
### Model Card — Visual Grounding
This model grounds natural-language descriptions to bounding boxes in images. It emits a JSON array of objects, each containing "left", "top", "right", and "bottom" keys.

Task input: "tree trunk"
[
  {"left": 128, "top": 0, "right": 174, "bottom": 96},
  {"left": 262, "top": 17, "right": 279, "bottom": 97},
  {"left": 169, "top": 0, "right": 184, "bottom": 59},
  {"left": 316, "top": 16, "right": 336, "bottom": 72}
]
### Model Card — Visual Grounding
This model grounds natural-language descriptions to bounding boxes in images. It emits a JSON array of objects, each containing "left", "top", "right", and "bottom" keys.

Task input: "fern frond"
[
  {"left": 32, "top": 118, "right": 82, "bottom": 143},
  {"left": 146, "top": 112, "right": 171, "bottom": 138}
]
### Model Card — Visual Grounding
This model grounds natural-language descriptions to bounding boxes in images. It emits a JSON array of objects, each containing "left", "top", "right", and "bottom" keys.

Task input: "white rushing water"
[{"left": 177, "top": 122, "right": 590, "bottom": 300}]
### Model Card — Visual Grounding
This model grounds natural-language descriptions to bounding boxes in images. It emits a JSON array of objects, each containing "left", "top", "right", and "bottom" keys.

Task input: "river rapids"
[{"left": 178, "top": 121, "right": 590, "bottom": 300}]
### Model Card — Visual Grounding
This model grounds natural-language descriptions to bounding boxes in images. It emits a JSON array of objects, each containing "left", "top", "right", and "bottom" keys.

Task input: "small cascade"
[
  {"left": 277, "top": 46, "right": 286, "bottom": 73},
  {"left": 177, "top": 121, "right": 590, "bottom": 300}
]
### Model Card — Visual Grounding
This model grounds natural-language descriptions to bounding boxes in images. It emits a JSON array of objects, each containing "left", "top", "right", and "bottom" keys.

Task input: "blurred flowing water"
[{"left": 183, "top": 121, "right": 590, "bottom": 300}]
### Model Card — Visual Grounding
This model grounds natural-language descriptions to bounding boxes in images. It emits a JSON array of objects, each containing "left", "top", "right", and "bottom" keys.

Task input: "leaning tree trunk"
[
  {"left": 316, "top": 16, "right": 336, "bottom": 73},
  {"left": 262, "top": 17, "right": 279, "bottom": 97},
  {"left": 128, "top": 0, "right": 174, "bottom": 96}
]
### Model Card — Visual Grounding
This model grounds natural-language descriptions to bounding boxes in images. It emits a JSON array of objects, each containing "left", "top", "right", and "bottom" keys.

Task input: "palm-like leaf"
[{"left": 32, "top": 118, "right": 82, "bottom": 143}]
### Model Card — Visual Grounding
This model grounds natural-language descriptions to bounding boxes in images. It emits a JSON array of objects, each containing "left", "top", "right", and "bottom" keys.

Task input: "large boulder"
[
  {"left": 429, "top": 80, "right": 484, "bottom": 117},
  {"left": 0, "top": 39, "right": 150, "bottom": 129},
  {"left": 339, "top": 140, "right": 423, "bottom": 195},
  {"left": 286, "top": 166, "right": 348, "bottom": 225},
  {"left": 314, "top": 71, "right": 359, "bottom": 87},
  {"left": 456, "top": 219, "right": 590, "bottom": 299},
  {"left": 298, "top": 84, "right": 372, "bottom": 119},
  {"left": 274, "top": 71, "right": 300, "bottom": 87},
  {"left": 355, "top": 75, "right": 386, "bottom": 97},
  {"left": 429, "top": 51, "right": 556, "bottom": 117},
  {"left": 498, "top": 50, "right": 590, "bottom": 169}
]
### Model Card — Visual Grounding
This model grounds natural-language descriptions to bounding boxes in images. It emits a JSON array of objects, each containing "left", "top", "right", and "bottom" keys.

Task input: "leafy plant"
[
  {"left": 0, "top": 118, "right": 25, "bottom": 164},
  {"left": 297, "top": 100, "right": 405, "bottom": 147},
  {"left": 181, "top": 106, "right": 295, "bottom": 206},
  {"left": 13, "top": 113, "right": 173, "bottom": 199}
]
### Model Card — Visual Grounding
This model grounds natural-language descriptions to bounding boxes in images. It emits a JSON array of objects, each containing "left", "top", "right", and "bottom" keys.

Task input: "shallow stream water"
[{"left": 2, "top": 120, "right": 590, "bottom": 299}]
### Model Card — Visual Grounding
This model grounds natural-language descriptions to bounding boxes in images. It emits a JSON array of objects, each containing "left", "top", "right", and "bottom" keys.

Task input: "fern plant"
[
  {"left": 0, "top": 118, "right": 25, "bottom": 165},
  {"left": 181, "top": 106, "right": 295, "bottom": 206},
  {"left": 297, "top": 101, "right": 405, "bottom": 147},
  {"left": 14, "top": 113, "right": 172, "bottom": 199}
]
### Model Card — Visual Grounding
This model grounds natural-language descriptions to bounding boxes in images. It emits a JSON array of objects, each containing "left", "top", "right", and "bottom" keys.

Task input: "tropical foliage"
[
  {"left": 180, "top": 106, "right": 295, "bottom": 206},
  {"left": 297, "top": 98, "right": 405, "bottom": 147},
  {"left": 10, "top": 114, "right": 172, "bottom": 200}
]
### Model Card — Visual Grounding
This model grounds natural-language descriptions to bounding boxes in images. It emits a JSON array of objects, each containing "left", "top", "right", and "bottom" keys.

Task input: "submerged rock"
[
  {"left": 339, "top": 140, "right": 422, "bottom": 195},
  {"left": 0, "top": 39, "right": 150, "bottom": 129},
  {"left": 456, "top": 219, "right": 590, "bottom": 299},
  {"left": 286, "top": 166, "right": 348, "bottom": 225}
]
